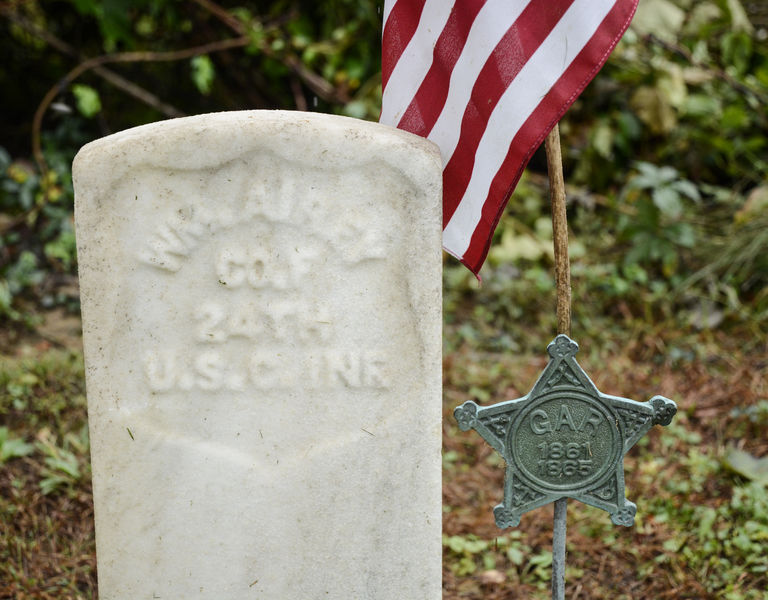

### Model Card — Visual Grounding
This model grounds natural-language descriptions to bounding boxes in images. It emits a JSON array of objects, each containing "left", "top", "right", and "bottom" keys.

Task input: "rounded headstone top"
[{"left": 74, "top": 110, "right": 441, "bottom": 180}]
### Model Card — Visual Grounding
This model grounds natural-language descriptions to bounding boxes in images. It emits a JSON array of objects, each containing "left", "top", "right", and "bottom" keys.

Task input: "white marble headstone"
[{"left": 73, "top": 111, "right": 442, "bottom": 599}]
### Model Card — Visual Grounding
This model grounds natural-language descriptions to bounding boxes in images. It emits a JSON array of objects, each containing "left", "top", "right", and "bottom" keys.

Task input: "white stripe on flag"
[
  {"left": 426, "top": 0, "right": 532, "bottom": 164},
  {"left": 380, "top": 0, "right": 455, "bottom": 126},
  {"left": 382, "top": 0, "right": 395, "bottom": 29},
  {"left": 442, "top": 0, "right": 616, "bottom": 257}
]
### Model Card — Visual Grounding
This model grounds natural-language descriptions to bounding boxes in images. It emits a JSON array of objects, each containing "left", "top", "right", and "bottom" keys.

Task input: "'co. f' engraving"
[{"left": 215, "top": 245, "right": 316, "bottom": 290}]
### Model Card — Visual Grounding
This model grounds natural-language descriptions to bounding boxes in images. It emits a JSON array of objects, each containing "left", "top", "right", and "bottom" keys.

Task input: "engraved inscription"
[
  {"left": 137, "top": 163, "right": 389, "bottom": 273},
  {"left": 137, "top": 217, "right": 206, "bottom": 272},
  {"left": 134, "top": 161, "right": 401, "bottom": 394},
  {"left": 528, "top": 405, "right": 603, "bottom": 436},
  {"left": 215, "top": 245, "right": 317, "bottom": 290},
  {"left": 194, "top": 301, "right": 331, "bottom": 344},
  {"left": 509, "top": 394, "right": 621, "bottom": 492},
  {"left": 143, "top": 349, "right": 387, "bottom": 392}
]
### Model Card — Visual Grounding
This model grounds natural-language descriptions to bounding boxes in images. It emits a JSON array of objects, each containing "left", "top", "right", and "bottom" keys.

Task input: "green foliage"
[
  {"left": 724, "top": 447, "right": 768, "bottom": 486},
  {"left": 659, "top": 482, "right": 768, "bottom": 596},
  {"left": 443, "top": 534, "right": 497, "bottom": 575},
  {"left": 0, "top": 351, "right": 94, "bottom": 595},
  {"left": 1, "top": 0, "right": 766, "bottom": 345},
  {"left": 0, "top": 351, "right": 86, "bottom": 435},
  {"left": 633, "top": 430, "right": 768, "bottom": 598},
  {"left": 0, "top": 144, "right": 76, "bottom": 323},
  {"left": 71, "top": 84, "right": 102, "bottom": 118},
  {"left": 443, "top": 531, "right": 554, "bottom": 584},
  {"left": 571, "top": 0, "right": 768, "bottom": 192},
  {"left": 0, "top": 351, "right": 89, "bottom": 499},
  {"left": 0, "top": 426, "right": 34, "bottom": 464},
  {"left": 618, "top": 162, "right": 699, "bottom": 277},
  {"left": 190, "top": 55, "right": 215, "bottom": 96},
  {"left": 36, "top": 426, "right": 89, "bottom": 497}
]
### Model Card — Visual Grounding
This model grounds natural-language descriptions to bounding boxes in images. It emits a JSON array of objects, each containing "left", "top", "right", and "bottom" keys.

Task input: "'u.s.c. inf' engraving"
[{"left": 454, "top": 335, "right": 677, "bottom": 529}]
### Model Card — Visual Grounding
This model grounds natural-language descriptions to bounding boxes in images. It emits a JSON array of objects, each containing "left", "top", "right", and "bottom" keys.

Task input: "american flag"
[{"left": 380, "top": 0, "right": 639, "bottom": 275}]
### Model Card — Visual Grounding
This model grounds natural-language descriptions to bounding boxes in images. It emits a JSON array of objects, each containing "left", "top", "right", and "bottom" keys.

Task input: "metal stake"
[
  {"left": 545, "top": 123, "right": 570, "bottom": 600},
  {"left": 551, "top": 498, "right": 567, "bottom": 600}
]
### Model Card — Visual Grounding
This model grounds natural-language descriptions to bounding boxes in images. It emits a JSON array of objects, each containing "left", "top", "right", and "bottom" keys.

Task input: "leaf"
[
  {"left": 592, "top": 121, "right": 613, "bottom": 159},
  {"left": 725, "top": 447, "right": 768, "bottom": 485},
  {"left": 191, "top": 55, "right": 215, "bottom": 95},
  {"left": 735, "top": 186, "right": 768, "bottom": 224},
  {"left": 721, "top": 31, "right": 753, "bottom": 76},
  {"left": 40, "top": 474, "right": 70, "bottom": 496},
  {"left": 657, "top": 64, "right": 688, "bottom": 109},
  {"left": 627, "top": 161, "right": 666, "bottom": 189},
  {"left": 44, "top": 453, "right": 80, "bottom": 479},
  {"left": 0, "top": 427, "right": 34, "bottom": 463},
  {"left": 447, "top": 535, "right": 466, "bottom": 553},
  {"left": 342, "top": 100, "right": 367, "bottom": 119},
  {"left": 489, "top": 229, "right": 551, "bottom": 264},
  {"left": 652, "top": 187, "right": 683, "bottom": 218},
  {"left": 684, "top": 2, "right": 723, "bottom": 35},
  {"left": 670, "top": 180, "right": 701, "bottom": 202},
  {"left": 529, "top": 550, "right": 552, "bottom": 567},
  {"left": 71, "top": 84, "right": 102, "bottom": 118},
  {"left": 0, "top": 281, "right": 14, "bottom": 315},
  {"left": 630, "top": 0, "right": 685, "bottom": 42},
  {"left": 0, "top": 146, "right": 10, "bottom": 170},
  {"left": 507, "top": 545, "right": 525, "bottom": 566},
  {"left": 44, "top": 230, "right": 77, "bottom": 269},
  {"left": 630, "top": 87, "right": 677, "bottom": 134},
  {"left": 669, "top": 223, "right": 696, "bottom": 248},
  {"left": 721, "top": 105, "right": 750, "bottom": 130},
  {"left": 724, "top": 0, "right": 754, "bottom": 33},
  {"left": 682, "top": 94, "right": 720, "bottom": 118}
]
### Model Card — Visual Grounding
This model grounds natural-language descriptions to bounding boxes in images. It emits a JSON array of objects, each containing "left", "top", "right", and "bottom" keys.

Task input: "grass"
[
  {"left": 0, "top": 351, "right": 95, "bottom": 600},
  {"left": 441, "top": 319, "right": 768, "bottom": 600},
  {"left": 0, "top": 314, "right": 766, "bottom": 598}
]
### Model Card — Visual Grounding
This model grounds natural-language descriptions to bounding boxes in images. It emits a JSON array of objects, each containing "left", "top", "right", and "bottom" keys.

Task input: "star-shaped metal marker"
[{"left": 454, "top": 335, "right": 677, "bottom": 529}]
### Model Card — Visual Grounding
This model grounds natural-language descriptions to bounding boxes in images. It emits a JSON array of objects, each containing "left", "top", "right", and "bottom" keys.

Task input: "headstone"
[{"left": 73, "top": 111, "right": 443, "bottom": 599}]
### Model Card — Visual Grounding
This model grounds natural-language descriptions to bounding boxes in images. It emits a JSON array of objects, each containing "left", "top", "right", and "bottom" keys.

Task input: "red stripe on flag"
[
  {"left": 396, "top": 0, "right": 487, "bottom": 137},
  {"left": 381, "top": 0, "right": 428, "bottom": 90},
  {"left": 441, "top": 0, "right": 576, "bottom": 225},
  {"left": 459, "top": 0, "right": 639, "bottom": 274}
]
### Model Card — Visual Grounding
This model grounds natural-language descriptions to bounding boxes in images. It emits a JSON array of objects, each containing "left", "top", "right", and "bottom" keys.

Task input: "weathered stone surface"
[{"left": 73, "top": 111, "right": 442, "bottom": 599}]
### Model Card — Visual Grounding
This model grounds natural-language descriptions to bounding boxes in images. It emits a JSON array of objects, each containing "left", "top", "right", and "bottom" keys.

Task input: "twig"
[
  {"left": 31, "top": 36, "right": 250, "bottom": 176},
  {"left": 644, "top": 33, "right": 768, "bottom": 106},
  {"left": 190, "top": 0, "right": 347, "bottom": 104},
  {"left": 290, "top": 76, "right": 308, "bottom": 111},
  {"left": 90, "top": 68, "right": 185, "bottom": 118},
  {"left": 0, "top": 7, "right": 184, "bottom": 118},
  {"left": 191, "top": 0, "right": 247, "bottom": 34}
]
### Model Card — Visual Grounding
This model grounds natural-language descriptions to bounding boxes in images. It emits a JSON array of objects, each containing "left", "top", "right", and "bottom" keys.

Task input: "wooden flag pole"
[
  {"left": 545, "top": 123, "right": 571, "bottom": 600},
  {"left": 545, "top": 123, "right": 571, "bottom": 338}
]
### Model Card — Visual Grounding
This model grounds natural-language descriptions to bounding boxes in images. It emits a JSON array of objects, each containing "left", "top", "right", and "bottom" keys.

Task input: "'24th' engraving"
[{"left": 194, "top": 301, "right": 331, "bottom": 344}]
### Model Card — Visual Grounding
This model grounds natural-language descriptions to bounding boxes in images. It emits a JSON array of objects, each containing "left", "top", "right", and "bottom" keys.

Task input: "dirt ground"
[{"left": 1, "top": 312, "right": 767, "bottom": 599}]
